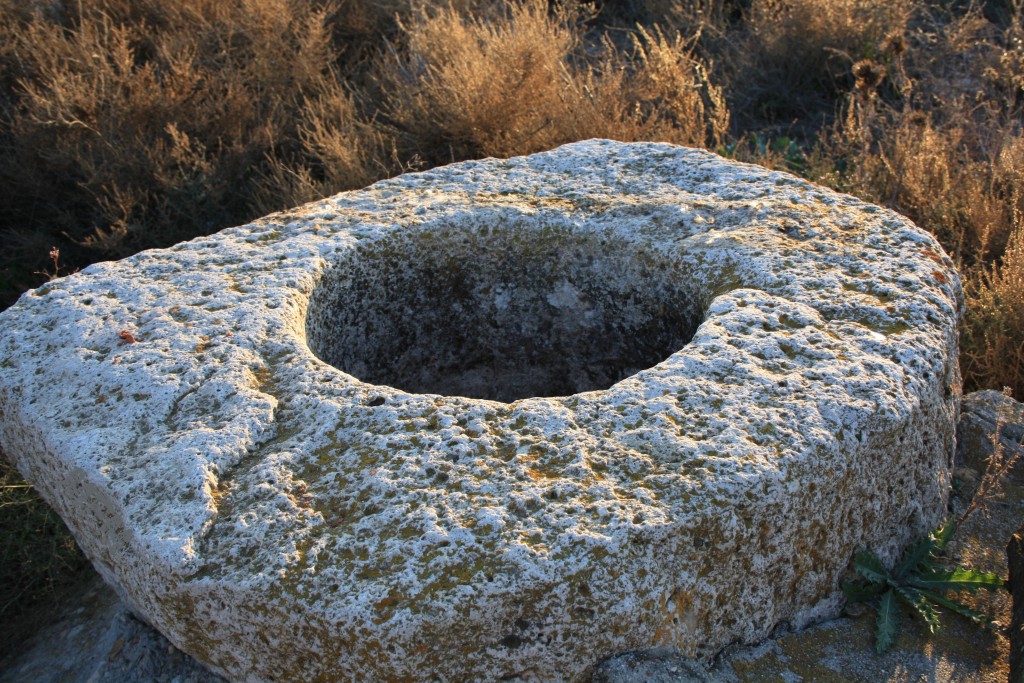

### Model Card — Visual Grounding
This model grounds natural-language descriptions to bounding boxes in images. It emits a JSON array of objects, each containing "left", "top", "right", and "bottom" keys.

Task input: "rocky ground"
[{"left": 2, "top": 390, "right": 1021, "bottom": 683}]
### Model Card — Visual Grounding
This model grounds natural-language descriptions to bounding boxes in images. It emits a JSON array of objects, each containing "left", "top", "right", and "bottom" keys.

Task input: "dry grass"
[
  {"left": 0, "top": 0, "right": 729, "bottom": 304},
  {"left": 0, "top": 0, "right": 356, "bottom": 294},
  {"left": 797, "top": 2, "right": 1024, "bottom": 395},
  {"left": 964, "top": 223, "right": 1024, "bottom": 396},
  {"left": 377, "top": 1, "right": 727, "bottom": 165},
  {"left": 597, "top": 0, "right": 744, "bottom": 35},
  {"left": 722, "top": 0, "right": 915, "bottom": 125}
]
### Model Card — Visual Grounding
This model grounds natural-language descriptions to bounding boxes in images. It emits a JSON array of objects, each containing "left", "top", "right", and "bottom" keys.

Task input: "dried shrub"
[
  {"left": 964, "top": 224, "right": 1024, "bottom": 398},
  {"left": 0, "top": 0, "right": 730, "bottom": 309},
  {"left": 378, "top": 0, "right": 581, "bottom": 163},
  {"left": 725, "top": 0, "right": 914, "bottom": 123},
  {"left": 378, "top": 0, "right": 728, "bottom": 166},
  {"left": 332, "top": 0, "right": 483, "bottom": 50},
  {"left": 568, "top": 26, "right": 730, "bottom": 148},
  {"left": 802, "top": 3, "right": 1024, "bottom": 392},
  {"left": 820, "top": 106, "right": 1020, "bottom": 267},
  {"left": 597, "top": 0, "right": 744, "bottom": 36},
  {"left": 251, "top": 83, "right": 399, "bottom": 214},
  {"left": 0, "top": 0, "right": 363, "bottom": 303}
]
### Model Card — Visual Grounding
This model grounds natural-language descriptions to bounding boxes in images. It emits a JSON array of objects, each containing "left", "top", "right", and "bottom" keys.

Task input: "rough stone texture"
[
  {"left": 8, "top": 391, "right": 1018, "bottom": 683},
  {"left": 0, "top": 140, "right": 962, "bottom": 682},
  {"left": 600, "top": 388, "right": 1024, "bottom": 682},
  {"left": 957, "top": 389, "right": 1024, "bottom": 473}
]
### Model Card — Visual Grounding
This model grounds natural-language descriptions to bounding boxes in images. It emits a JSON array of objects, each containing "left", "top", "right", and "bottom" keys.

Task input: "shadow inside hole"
[{"left": 306, "top": 220, "right": 703, "bottom": 402}]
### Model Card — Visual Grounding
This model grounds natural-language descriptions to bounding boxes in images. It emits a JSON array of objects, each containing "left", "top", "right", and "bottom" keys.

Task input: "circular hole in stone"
[{"left": 305, "top": 220, "right": 703, "bottom": 402}]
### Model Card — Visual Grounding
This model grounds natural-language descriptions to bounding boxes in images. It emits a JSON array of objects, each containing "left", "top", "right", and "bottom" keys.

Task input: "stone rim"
[{"left": 0, "top": 140, "right": 963, "bottom": 682}]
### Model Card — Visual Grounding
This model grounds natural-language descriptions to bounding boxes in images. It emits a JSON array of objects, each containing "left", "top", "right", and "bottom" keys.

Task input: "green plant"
[
  {"left": 749, "top": 134, "right": 809, "bottom": 172},
  {"left": 842, "top": 518, "right": 1005, "bottom": 654}
]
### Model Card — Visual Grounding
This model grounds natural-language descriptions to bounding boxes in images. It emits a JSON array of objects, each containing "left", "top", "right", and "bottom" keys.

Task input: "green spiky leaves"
[
  {"left": 874, "top": 589, "right": 900, "bottom": 653},
  {"left": 841, "top": 518, "right": 1005, "bottom": 654}
]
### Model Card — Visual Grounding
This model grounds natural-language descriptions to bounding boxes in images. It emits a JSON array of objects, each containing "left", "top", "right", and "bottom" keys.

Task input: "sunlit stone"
[{"left": 0, "top": 140, "right": 962, "bottom": 681}]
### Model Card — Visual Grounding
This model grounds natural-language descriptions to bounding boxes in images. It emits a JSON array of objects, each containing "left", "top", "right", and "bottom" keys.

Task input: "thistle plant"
[{"left": 843, "top": 518, "right": 1005, "bottom": 654}]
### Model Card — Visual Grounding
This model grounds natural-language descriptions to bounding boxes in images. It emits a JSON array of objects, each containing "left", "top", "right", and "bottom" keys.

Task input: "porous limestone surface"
[{"left": 0, "top": 140, "right": 962, "bottom": 682}]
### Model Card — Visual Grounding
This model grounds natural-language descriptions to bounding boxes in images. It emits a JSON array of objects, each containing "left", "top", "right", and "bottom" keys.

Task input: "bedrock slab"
[{"left": 0, "top": 140, "right": 962, "bottom": 681}]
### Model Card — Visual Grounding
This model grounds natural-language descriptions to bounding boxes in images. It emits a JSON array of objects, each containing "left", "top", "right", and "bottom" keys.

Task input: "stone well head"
[{"left": 0, "top": 140, "right": 962, "bottom": 682}]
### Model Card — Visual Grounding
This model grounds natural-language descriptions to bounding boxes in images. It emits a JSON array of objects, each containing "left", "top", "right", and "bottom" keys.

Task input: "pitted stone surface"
[{"left": 0, "top": 140, "right": 962, "bottom": 682}]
